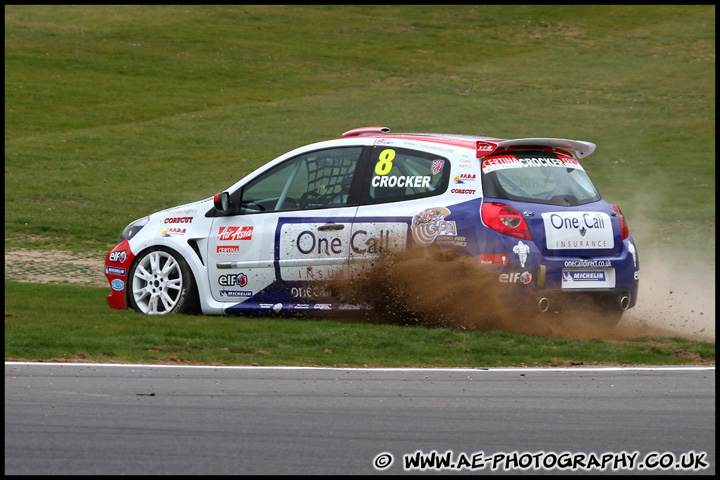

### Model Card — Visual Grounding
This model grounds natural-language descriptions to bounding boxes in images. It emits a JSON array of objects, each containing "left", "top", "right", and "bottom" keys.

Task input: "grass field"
[
  {"left": 4, "top": 5, "right": 715, "bottom": 366},
  {"left": 4, "top": 281, "right": 715, "bottom": 367}
]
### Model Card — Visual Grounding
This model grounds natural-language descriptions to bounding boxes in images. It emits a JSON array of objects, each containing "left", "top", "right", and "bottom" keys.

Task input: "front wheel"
[{"left": 128, "top": 248, "right": 198, "bottom": 314}]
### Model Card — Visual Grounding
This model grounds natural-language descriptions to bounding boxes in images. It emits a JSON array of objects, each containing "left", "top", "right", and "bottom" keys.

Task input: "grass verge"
[{"left": 4, "top": 281, "right": 714, "bottom": 367}]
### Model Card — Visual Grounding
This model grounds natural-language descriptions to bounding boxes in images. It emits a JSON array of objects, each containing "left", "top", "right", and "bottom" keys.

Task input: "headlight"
[{"left": 119, "top": 216, "right": 150, "bottom": 242}]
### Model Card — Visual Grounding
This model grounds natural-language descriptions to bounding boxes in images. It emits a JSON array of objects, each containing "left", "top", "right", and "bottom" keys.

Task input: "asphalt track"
[{"left": 4, "top": 362, "right": 715, "bottom": 475}]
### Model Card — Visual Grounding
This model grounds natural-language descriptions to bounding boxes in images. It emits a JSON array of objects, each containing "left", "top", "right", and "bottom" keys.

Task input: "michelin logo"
[{"left": 513, "top": 241, "right": 530, "bottom": 268}]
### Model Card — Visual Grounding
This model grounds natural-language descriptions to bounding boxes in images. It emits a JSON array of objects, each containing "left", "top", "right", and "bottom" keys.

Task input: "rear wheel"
[
  {"left": 596, "top": 310, "right": 624, "bottom": 328},
  {"left": 567, "top": 293, "right": 625, "bottom": 328},
  {"left": 530, "top": 293, "right": 625, "bottom": 328},
  {"left": 128, "top": 247, "right": 199, "bottom": 314},
  {"left": 593, "top": 293, "right": 628, "bottom": 328}
]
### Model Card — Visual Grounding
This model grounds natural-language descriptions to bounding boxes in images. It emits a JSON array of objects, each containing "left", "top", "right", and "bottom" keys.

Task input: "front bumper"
[{"left": 105, "top": 240, "right": 135, "bottom": 309}]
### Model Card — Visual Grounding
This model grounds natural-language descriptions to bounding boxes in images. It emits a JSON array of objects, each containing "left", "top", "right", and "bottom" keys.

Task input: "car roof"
[{"left": 340, "top": 126, "right": 596, "bottom": 159}]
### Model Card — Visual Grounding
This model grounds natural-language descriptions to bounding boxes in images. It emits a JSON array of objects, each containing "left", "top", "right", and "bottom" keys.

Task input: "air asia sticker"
[
  {"left": 482, "top": 155, "right": 583, "bottom": 173},
  {"left": 218, "top": 226, "right": 254, "bottom": 241},
  {"left": 412, "top": 207, "right": 457, "bottom": 247}
]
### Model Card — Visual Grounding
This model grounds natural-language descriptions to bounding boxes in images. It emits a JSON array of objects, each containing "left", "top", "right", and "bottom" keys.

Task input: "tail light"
[
  {"left": 481, "top": 202, "right": 533, "bottom": 240},
  {"left": 612, "top": 205, "right": 629, "bottom": 240}
]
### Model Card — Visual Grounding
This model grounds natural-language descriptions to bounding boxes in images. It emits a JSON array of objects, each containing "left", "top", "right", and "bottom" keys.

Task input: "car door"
[
  {"left": 350, "top": 144, "right": 453, "bottom": 277},
  {"left": 207, "top": 146, "right": 364, "bottom": 309}
]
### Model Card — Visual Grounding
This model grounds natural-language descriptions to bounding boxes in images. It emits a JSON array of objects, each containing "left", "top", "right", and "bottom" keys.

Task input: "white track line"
[{"left": 4, "top": 361, "right": 714, "bottom": 372}]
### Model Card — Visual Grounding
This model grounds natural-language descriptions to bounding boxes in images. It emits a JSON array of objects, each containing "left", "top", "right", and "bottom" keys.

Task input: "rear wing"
[
  {"left": 339, "top": 127, "right": 596, "bottom": 160},
  {"left": 477, "top": 138, "right": 596, "bottom": 159}
]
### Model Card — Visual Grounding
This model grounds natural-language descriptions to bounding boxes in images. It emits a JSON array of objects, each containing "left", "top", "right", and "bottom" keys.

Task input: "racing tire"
[{"left": 128, "top": 247, "right": 199, "bottom": 315}]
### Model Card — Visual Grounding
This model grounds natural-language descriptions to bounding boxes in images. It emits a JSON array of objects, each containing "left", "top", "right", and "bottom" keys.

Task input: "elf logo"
[
  {"left": 499, "top": 271, "right": 532, "bottom": 284},
  {"left": 109, "top": 250, "right": 128, "bottom": 264},
  {"left": 218, "top": 273, "right": 248, "bottom": 287}
]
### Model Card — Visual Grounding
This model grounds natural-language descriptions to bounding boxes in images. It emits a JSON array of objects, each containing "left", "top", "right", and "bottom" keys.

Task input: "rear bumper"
[
  {"left": 531, "top": 288, "right": 633, "bottom": 314},
  {"left": 484, "top": 238, "right": 639, "bottom": 312}
]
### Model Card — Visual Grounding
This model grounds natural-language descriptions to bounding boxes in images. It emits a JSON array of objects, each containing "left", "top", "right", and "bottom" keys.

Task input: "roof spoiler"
[
  {"left": 477, "top": 138, "right": 596, "bottom": 159},
  {"left": 342, "top": 126, "right": 391, "bottom": 137}
]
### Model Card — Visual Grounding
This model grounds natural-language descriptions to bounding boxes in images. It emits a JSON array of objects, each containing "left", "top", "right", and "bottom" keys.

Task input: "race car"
[{"left": 105, "top": 126, "right": 639, "bottom": 325}]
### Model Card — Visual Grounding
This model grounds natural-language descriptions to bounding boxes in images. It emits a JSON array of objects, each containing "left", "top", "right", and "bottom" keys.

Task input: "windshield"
[{"left": 481, "top": 151, "right": 601, "bottom": 206}]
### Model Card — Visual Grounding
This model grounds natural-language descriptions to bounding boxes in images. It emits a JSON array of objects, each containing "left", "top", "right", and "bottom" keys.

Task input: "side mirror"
[{"left": 213, "top": 191, "right": 230, "bottom": 213}]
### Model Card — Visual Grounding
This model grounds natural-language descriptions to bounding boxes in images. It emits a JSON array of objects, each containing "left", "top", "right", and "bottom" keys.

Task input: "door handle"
[{"left": 318, "top": 223, "right": 344, "bottom": 231}]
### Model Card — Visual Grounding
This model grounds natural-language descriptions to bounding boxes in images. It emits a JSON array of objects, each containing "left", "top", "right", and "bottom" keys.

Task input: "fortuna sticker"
[{"left": 412, "top": 207, "right": 457, "bottom": 247}]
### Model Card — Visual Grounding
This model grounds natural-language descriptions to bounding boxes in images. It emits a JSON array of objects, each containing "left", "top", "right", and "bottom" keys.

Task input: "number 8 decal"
[{"left": 375, "top": 149, "right": 395, "bottom": 176}]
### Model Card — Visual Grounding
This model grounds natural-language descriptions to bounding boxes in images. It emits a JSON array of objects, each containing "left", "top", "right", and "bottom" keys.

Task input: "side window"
[
  {"left": 362, "top": 146, "right": 449, "bottom": 204},
  {"left": 238, "top": 147, "right": 362, "bottom": 213}
]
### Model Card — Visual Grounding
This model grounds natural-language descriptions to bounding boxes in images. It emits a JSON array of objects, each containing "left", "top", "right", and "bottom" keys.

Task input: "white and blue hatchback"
[{"left": 105, "top": 127, "right": 639, "bottom": 325}]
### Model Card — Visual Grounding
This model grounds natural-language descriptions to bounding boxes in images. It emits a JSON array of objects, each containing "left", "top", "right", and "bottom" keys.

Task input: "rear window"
[{"left": 481, "top": 151, "right": 601, "bottom": 206}]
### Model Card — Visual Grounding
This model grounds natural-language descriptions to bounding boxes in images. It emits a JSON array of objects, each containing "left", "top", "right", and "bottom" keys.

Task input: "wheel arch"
[{"left": 125, "top": 241, "right": 204, "bottom": 314}]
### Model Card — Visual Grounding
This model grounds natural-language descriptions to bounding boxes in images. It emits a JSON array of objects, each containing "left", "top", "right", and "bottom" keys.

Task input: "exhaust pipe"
[
  {"left": 538, "top": 297, "right": 550, "bottom": 313},
  {"left": 618, "top": 295, "right": 630, "bottom": 311}
]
